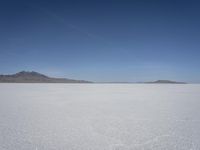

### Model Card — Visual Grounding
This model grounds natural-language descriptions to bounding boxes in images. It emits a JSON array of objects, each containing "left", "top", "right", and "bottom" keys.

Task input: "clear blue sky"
[{"left": 0, "top": 0, "right": 200, "bottom": 82}]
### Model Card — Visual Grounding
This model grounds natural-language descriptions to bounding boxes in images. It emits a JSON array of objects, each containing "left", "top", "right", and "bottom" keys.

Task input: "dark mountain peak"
[
  {"left": 14, "top": 71, "right": 48, "bottom": 78},
  {"left": 0, "top": 71, "right": 91, "bottom": 83}
]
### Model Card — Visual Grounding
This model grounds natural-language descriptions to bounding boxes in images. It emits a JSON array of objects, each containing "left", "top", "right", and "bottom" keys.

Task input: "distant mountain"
[
  {"left": 144, "top": 80, "right": 186, "bottom": 84},
  {"left": 0, "top": 71, "right": 92, "bottom": 83}
]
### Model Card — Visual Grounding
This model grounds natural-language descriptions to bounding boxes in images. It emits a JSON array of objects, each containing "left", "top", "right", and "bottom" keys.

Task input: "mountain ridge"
[{"left": 0, "top": 71, "right": 92, "bottom": 83}]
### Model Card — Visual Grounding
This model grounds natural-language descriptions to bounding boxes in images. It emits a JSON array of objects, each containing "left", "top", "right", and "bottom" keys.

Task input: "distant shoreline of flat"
[{"left": 0, "top": 71, "right": 188, "bottom": 84}]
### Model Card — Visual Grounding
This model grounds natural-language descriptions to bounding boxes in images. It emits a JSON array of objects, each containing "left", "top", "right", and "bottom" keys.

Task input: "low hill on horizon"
[
  {"left": 0, "top": 71, "right": 92, "bottom": 83},
  {"left": 144, "top": 80, "right": 186, "bottom": 84}
]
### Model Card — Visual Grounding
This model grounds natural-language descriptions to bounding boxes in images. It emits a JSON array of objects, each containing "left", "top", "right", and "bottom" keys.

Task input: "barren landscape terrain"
[{"left": 0, "top": 84, "right": 200, "bottom": 150}]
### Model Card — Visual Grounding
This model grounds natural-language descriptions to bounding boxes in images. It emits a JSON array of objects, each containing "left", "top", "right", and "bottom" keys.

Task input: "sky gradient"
[{"left": 0, "top": 0, "right": 200, "bottom": 82}]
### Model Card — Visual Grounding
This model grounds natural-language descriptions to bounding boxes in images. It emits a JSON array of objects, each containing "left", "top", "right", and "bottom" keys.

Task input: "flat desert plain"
[{"left": 0, "top": 84, "right": 200, "bottom": 150}]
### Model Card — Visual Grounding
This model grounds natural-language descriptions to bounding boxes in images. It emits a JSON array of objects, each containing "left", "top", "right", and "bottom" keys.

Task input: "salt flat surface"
[{"left": 0, "top": 84, "right": 200, "bottom": 150}]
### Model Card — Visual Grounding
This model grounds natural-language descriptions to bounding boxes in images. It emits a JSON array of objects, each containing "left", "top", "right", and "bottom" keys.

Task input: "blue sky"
[{"left": 0, "top": 0, "right": 200, "bottom": 82}]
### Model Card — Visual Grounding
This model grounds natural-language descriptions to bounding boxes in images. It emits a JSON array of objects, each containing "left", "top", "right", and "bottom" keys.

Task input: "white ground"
[{"left": 0, "top": 84, "right": 200, "bottom": 150}]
